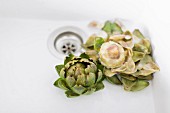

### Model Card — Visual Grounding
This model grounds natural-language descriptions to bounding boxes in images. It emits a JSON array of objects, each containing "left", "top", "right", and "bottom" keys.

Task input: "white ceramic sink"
[{"left": 0, "top": 0, "right": 170, "bottom": 113}]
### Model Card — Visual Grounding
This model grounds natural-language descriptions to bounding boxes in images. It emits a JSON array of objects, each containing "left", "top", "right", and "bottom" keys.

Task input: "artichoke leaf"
[
  {"left": 86, "top": 72, "right": 96, "bottom": 86},
  {"left": 104, "top": 68, "right": 116, "bottom": 77},
  {"left": 119, "top": 73, "right": 136, "bottom": 81},
  {"left": 65, "top": 90, "right": 80, "bottom": 98},
  {"left": 54, "top": 78, "right": 69, "bottom": 90},
  {"left": 55, "top": 65, "right": 64, "bottom": 75},
  {"left": 102, "top": 21, "right": 123, "bottom": 35},
  {"left": 137, "top": 74, "right": 153, "bottom": 80},
  {"left": 96, "top": 69, "right": 103, "bottom": 83},
  {"left": 76, "top": 74, "right": 86, "bottom": 86},
  {"left": 85, "top": 50, "right": 98, "bottom": 61},
  {"left": 94, "top": 37, "right": 104, "bottom": 52},
  {"left": 71, "top": 85, "right": 86, "bottom": 95},
  {"left": 64, "top": 54, "right": 74, "bottom": 65},
  {"left": 95, "top": 82, "right": 105, "bottom": 91},
  {"left": 60, "top": 68, "right": 66, "bottom": 79},
  {"left": 133, "top": 29, "right": 145, "bottom": 39},
  {"left": 84, "top": 88, "right": 96, "bottom": 95},
  {"left": 79, "top": 53, "right": 90, "bottom": 59},
  {"left": 84, "top": 35, "right": 96, "bottom": 47},
  {"left": 132, "top": 51, "right": 145, "bottom": 62},
  {"left": 106, "top": 75, "right": 122, "bottom": 85},
  {"left": 130, "top": 80, "right": 149, "bottom": 91},
  {"left": 66, "top": 76, "right": 76, "bottom": 87},
  {"left": 121, "top": 78, "right": 137, "bottom": 91}
]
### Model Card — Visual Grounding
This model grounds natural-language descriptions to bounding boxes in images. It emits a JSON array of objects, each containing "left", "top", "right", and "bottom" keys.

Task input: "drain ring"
[{"left": 48, "top": 26, "right": 86, "bottom": 59}]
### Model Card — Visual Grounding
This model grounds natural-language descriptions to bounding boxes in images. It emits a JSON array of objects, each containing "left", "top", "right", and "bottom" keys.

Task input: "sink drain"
[{"left": 48, "top": 26, "right": 86, "bottom": 59}]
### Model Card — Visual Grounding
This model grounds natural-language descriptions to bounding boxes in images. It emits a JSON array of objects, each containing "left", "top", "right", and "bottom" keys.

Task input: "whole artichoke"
[{"left": 54, "top": 54, "right": 104, "bottom": 98}]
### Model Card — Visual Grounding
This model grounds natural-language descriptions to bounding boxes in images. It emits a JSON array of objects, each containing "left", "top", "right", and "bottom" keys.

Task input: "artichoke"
[
  {"left": 83, "top": 20, "right": 160, "bottom": 91},
  {"left": 54, "top": 54, "right": 104, "bottom": 98}
]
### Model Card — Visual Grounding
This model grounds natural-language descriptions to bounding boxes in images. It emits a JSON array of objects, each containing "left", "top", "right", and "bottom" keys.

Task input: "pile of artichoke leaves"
[{"left": 54, "top": 21, "right": 160, "bottom": 98}]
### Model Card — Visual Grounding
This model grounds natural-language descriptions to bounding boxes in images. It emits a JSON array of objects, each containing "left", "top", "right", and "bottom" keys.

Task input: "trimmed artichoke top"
[
  {"left": 54, "top": 54, "right": 104, "bottom": 98},
  {"left": 83, "top": 20, "right": 160, "bottom": 92}
]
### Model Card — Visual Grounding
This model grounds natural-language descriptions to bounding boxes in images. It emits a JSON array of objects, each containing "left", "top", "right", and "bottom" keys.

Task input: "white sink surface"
[{"left": 0, "top": 0, "right": 170, "bottom": 113}]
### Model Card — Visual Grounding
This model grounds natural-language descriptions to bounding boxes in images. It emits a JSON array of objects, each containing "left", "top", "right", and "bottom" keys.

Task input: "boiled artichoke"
[
  {"left": 54, "top": 54, "right": 104, "bottom": 98},
  {"left": 83, "top": 20, "right": 160, "bottom": 91}
]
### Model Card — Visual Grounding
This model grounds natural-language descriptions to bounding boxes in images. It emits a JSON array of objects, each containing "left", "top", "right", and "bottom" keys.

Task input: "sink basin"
[{"left": 0, "top": 0, "right": 169, "bottom": 113}]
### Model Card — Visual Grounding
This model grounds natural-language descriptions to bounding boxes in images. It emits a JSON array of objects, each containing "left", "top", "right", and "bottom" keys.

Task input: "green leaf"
[
  {"left": 84, "top": 35, "right": 96, "bottom": 47},
  {"left": 133, "top": 43, "right": 148, "bottom": 53},
  {"left": 71, "top": 85, "right": 86, "bottom": 95},
  {"left": 65, "top": 90, "right": 80, "bottom": 98},
  {"left": 76, "top": 74, "right": 86, "bottom": 86},
  {"left": 130, "top": 80, "right": 149, "bottom": 91},
  {"left": 96, "top": 69, "right": 103, "bottom": 83},
  {"left": 119, "top": 73, "right": 136, "bottom": 81},
  {"left": 95, "top": 82, "right": 105, "bottom": 91},
  {"left": 132, "top": 51, "right": 145, "bottom": 62},
  {"left": 106, "top": 75, "right": 122, "bottom": 85},
  {"left": 97, "top": 62, "right": 104, "bottom": 72},
  {"left": 55, "top": 65, "right": 64, "bottom": 74},
  {"left": 79, "top": 53, "right": 90, "bottom": 59},
  {"left": 64, "top": 54, "right": 74, "bottom": 65},
  {"left": 137, "top": 74, "right": 153, "bottom": 80},
  {"left": 94, "top": 37, "right": 104, "bottom": 52},
  {"left": 84, "top": 88, "right": 96, "bottom": 95},
  {"left": 121, "top": 78, "right": 137, "bottom": 91},
  {"left": 54, "top": 78, "right": 69, "bottom": 90},
  {"left": 86, "top": 72, "right": 96, "bottom": 86},
  {"left": 102, "top": 21, "right": 123, "bottom": 35},
  {"left": 60, "top": 68, "right": 66, "bottom": 79},
  {"left": 66, "top": 76, "right": 76, "bottom": 87},
  {"left": 133, "top": 29, "right": 145, "bottom": 39}
]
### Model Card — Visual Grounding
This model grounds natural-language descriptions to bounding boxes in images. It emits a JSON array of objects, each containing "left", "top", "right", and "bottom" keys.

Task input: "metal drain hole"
[
  {"left": 48, "top": 26, "right": 86, "bottom": 59},
  {"left": 61, "top": 43, "right": 76, "bottom": 54},
  {"left": 54, "top": 31, "right": 83, "bottom": 55}
]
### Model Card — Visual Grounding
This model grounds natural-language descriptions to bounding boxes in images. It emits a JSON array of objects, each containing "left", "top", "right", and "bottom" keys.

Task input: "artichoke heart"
[{"left": 99, "top": 41, "right": 125, "bottom": 68}]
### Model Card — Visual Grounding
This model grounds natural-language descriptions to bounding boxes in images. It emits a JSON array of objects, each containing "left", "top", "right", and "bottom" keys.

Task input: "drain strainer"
[{"left": 48, "top": 26, "right": 86, "bottom": 59}]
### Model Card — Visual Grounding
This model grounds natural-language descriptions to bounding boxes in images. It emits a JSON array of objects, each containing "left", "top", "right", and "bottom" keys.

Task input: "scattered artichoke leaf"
[
  {"left": 133, "top": 43, "right": 148, "bottom": 53},
  {"left": 130, "top": 80, "right": 149, "bottom": 91},
  {"left": 55, "top": 64, "right": 64, "bottom": 75},
  {"left": 104, "top": 68, "right": 116, "bottom": 77},
  {"left": 54, "top": 78, "right": 69, "bottom": 90},
  {"left": 121, "top": 78, "right": 137, "bottom": 91},
  {"left": 132, "top": 51, "right": 145, "bottom": 62},
  {"left": 119, "top": 73, "right": 136, "bottom": 81},
  {"left": 64, "top": 54, "right": 75, "bottom": 65},
  {"left": 133, "top": 29, "right": 145, "bottom": 39},
  {"left": 102, "top": 21, "right": 123, "bottom": 35},
  {"left": 65, "top": 90, "right": 80, "bottom": 98},
  {"left": 139, "top": 39, "right": 151, "bottom": 53},
  {"left": 106, "top": 75, "right": 122, "bottom": 85},
  {"left": 133, "top": 55, "right": 160, "bottom": 76},
  {"left": 118, "top": 39, "right": 134, "bottom": 49},
  {"left": 122, "top": 50, "right": 137, "bottom": 74},
  {"left": 137, "top": 74, "right": 153, "bottom": 80},
  {"left": 94, "top": 37, "right": 104, "bottom": 52},
  {"left": 84, "top": 35, "right": 96, "bottom": 47},
  {"left": 85, "top": 50, "right": 98, "bottom": 61}
]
